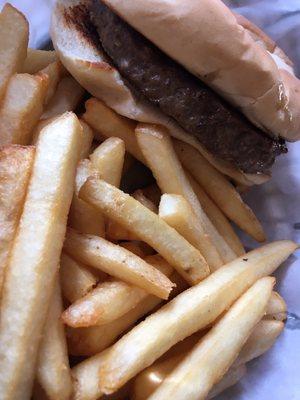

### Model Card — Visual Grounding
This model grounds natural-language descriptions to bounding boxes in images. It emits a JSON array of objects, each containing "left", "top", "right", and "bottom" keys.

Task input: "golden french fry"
[
  {"left": 187, "top": 172, "right": 245, "bottom": 256},
  {"left": 64, "top": 228, "right": 175, "bottom": 299},
  {"left": 135, "top": 123, "right": 236, "bottom": 263},
  {"left": 90, "top": 137, "right": 125, "bottom": 187},
  {"left": 22, "top": 49, "right": 57, "bottom": 74},
  {"left": 174, "top": 139, "right": 266, "bottom": 242},
  {"left": 0, "top": 73, "right": 49, "bottom": 145},
  {"left": 0, "top": 145, "right": 34, "bottom": 293},
  {"left": 159, "top": 194, "right": 223, "bottom": 271},
  {"left": 67, "top": 293, "right": 164, "bottom": 357},
  {"left": 265, "top": 291, "right": 287, "bottom": 321},
  {"left": 83, "top": 98, "right": 146, "bottom": 164},
  {"left": 36, "top": 278, "right": 72, "bottom": 400},
  {"left": 0, "top": 112, "right": 82, "bottom": 400},
  {"left": 148, "top": 277, "right": 274, "bottom": 400},
  {"left": 97, "top": 241, "right": 296, "bottom": 394},
  {"left": 234, "top": 319, "right": 284, "bottom": 366},
  {"left": 0, "top": 4, "right": 28, "bottom": 101},
  {"left": 62, "top": 255, "right": 172, "bottom": 328},
  {"left": 42, "top": 76, "right": 84, "bottom": 119},
  {"left": 60, "top": 252, "right": 99, "bottom": 303},
  {"left": 80, "top": 178, "right": 210, "bottom": 285},
  {"left": 207, "top": 364, "right": 247, "bottom": 399},
  {"left": 133, "top": 189, "right": 158, "bottom": 213}
]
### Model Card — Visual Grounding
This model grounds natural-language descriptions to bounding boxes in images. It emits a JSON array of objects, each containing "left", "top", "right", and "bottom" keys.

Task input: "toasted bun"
[
  {"left": 103, "top": 0, "right": 300, "bottom": 142},
  {"left": 51, "top": 0, "right": 270, "bottom": 185}
]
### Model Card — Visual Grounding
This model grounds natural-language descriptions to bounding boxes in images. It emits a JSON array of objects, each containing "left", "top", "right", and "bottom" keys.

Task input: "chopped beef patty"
[{"left": 90, "top": 0, "right": 287, "bottom": 174}]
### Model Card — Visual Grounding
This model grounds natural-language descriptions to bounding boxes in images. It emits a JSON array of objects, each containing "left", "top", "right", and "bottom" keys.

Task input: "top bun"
[{"left": 102, "top": 0, "right": 300, "bottom": 142}]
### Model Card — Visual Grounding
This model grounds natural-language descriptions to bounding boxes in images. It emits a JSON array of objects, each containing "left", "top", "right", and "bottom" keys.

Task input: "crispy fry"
[
  {"left": 174, "top": 139, "right": 266, "bottom": 242},
  {"left": 265, "top": 291, "right": 287, "bottom": 321},
  {"left": 60, "top": 252, "right": 99, "bottom": 303},
  {"left": 97, "top": 241, "right": 296, "bottom": 394},
  {"left": 90, "top": 137, "right": 125, "bottom": 187},
  {"left": 148, "top": 277, "right": 274, "bottom": 400},
  {"left": 36, "top": 278, "right": 72, "bottom": 400},
  {"left": 80, "top": 178, "right": 209, "bottom": 284},
  {"left": 234, "top": 319, "right": 284, "bottom": 366},
  {"left": 42, "top": 76, "right": 84, "bottom": 119},
  {"left": 83, "top": 98, "right": 146, "bottom": 163},
  {"left": 0, "top": 4, "right": 28, "bottom": 101},
  {"left": 187, "top": 172, "right": 245, "bottom": 256},
  {"left": 0, "top": 73, "right": 49, "bottom": 145},
  {"left": 0, "top": 145, "right": 34, "bottom": 293},
  {"left": 64, "top": 229, "right": 175, "bottom": 299},
  {"left": 22, "top": 49, "right": 57, "bottom": 74},
  {"left": 159, "top": 194, "right": 223, "bottom": 271},
  {"left": 135, "top": 123, "right": 236, "bottom": 263},
  {"left": 62, "top": 255, "right": 172, "bottom": 328},
  {"left": 0, "top": 112, "right": 82, "bottom": 400}
]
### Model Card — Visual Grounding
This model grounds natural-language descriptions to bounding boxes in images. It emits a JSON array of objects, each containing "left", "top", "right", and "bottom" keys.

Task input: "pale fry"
[
  {"left": 0, "top": 145, "right": 34, "bottom": 293},
  {"left": 0, "top": 4, "right": 28, "bottom": 101},
  {"left": 97, "top": 241, "right": 296, "bottom": 394},
  {"left": 90, "top": 137, "right": 125, "bottom": 187},
  {"left": 207, "top": 365, "right": 247, "bottom": 399},
  {"left": 22, "top": 49, "right": 57, "bottom": 74},
  {"left": 187, "top": 172, "right": 245, "bottom": 256},
  {"left": 174, "top": 139, "right": 266, "bottom": 242},
  {"left": 83, "top": 98, "right": 146, "bottom": 164},
  {"left": 41, "top": 61, "right": 65, "bottom": 105},
  {"left": 36, "top": 278, "right": 72, "bottom": 400},
  {"left": 80, "top": 178, "right": 209, "bottom": 285},
  {"left": 42, "top": 76, "right": 84, "bottom": 119},
  {"left": 67, "top": 293, "right": 164, "bottom": 357},
  {"left": 135, "top": 123, "right": 236, "bottom": 263},
  {"left": 265, "top": 291, "right": 287, "bottom": 321},
  {"left": 148, "top": 277, "right": 274, "bottom": 400},
  {"left": 62, "top": 255, "right": 172, "bottom": 327},
  {"left": 0, "top": 73, "right": 49, "bottom": 145},
  {"left": 234, "top": 319, "right": 284, "bottom": 366},
  {"left": 159, "top": 194, "right": 223, "bottom": 271},
  {"left": 60, "top": 252, "right": 99, "bottom": 303},
  {"left": 64, "top": 228, "right": 175, "bottom": 299},
  {"left": 0, "top": 113, "right": 82, "bottom": 400}
]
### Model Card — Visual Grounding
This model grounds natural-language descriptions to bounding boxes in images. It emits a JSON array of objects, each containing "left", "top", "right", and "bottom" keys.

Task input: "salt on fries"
[{"left": 0, "top": 4, "right": 297, "bottom": 400}]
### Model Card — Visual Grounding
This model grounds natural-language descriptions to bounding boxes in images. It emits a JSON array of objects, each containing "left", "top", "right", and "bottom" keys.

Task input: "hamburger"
[{"left": 51, "top": 0, "right": 300, "bottom": 185}]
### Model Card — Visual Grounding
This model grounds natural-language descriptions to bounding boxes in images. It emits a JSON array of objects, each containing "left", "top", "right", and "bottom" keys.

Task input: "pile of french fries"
[{"left": 0, "top": 4, "right": 298, "bottom": 400}]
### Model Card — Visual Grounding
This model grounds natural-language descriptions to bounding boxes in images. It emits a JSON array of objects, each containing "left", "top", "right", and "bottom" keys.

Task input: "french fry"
[
  {"left": 142, "top": 184, "right": 162, "bottom": 207},
  {"left": 0, "top": 112, "right": 82, "bottom": 400},
  {"left": 97, "top": 241, "right": 296, "bottom": 394},
  {"left": 42, "top": 76, "right": 84, "bottom": 120},
  {"left": 0, "top": 73, "right": 49, "bottom": 145},
  {"left": 90, "top": 137, "right": 125, "bottom": 187},
  {"left": 135, "top": 123, "right": 236, "bottom": 263},
  {"left": 69, "top": 159, "right": 105, "bottom": 237},
  {"left": 36, "top": 278, "right": 72, "bottom": 400},
  {"left": 41, "top": 61, "right": 65, "bottom": 105},
  {"left": 83, "top": 98, "right": 146, "bottom": 164},
  {"left": 187, "top": 172, "right": 245, "bottom": 256},
  {"left": 78, "top": 120, "right": 94, "bottom": 159},
  {"left": 120, "top": 241, "right": 154, "bottom": 257},
  {"left": 32, "top": 382, "right": 50, "bottom": 400},
  {"left": 62, "top": 255, "right": 172, "bottom": 328},
  {"left": 22, "top": 49, "right": 57, "bottom": 74},
  {"left": 0, "top": 4, "right": 28, "bottom": 101},
  {"left": 0, "top": 145, "right": 34, "bottom": 293},
  {"left": 64, "top": 228, "right": 175, "bottom": 299},
  {"left": 60, "top": 252, "right": 99, "bottom": 303},
  {"left": 133, "top": 189, "right": 158, "bottom": 213},
  {"left": 234, "top": 319, "right": 284, "bottom": 366},
  {"left": 174, "top": 139, "right": 266, "bottom": 242},
  {"left": 106, "top": 220, "right": 138, "bottom": 241},
  {"left": 265, "top": 291, "right": 287, "bottom": 321},
  {"left": 148, "top": 277, "right": 274, "bottom": 400},
  {"left": 81, "top": 178, "right": 210, "bottom": 284},
  {"left": 67, "top": 293, "right": 164, "bottom": 357},
  {"left": 207, "top": 364, "right": 247, "bottom": 399},
  {"left": 159, "top": 194, "right": 223, "bottom": 271}
]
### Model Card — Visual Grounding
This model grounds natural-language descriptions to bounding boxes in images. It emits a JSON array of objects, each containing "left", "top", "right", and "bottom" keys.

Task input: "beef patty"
[{"left": 90, "top": 0, "right": 286, "bottom": 174}]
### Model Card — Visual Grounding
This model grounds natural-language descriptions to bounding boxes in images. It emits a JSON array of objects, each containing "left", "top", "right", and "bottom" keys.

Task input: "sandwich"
[{"left": 51, "top": 0, "right": 300, "bottom": 185}]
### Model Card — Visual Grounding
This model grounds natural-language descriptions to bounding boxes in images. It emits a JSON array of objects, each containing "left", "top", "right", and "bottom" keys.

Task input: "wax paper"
[{"left": 1, "top": 0, "right": 299, "bottom": 398}]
